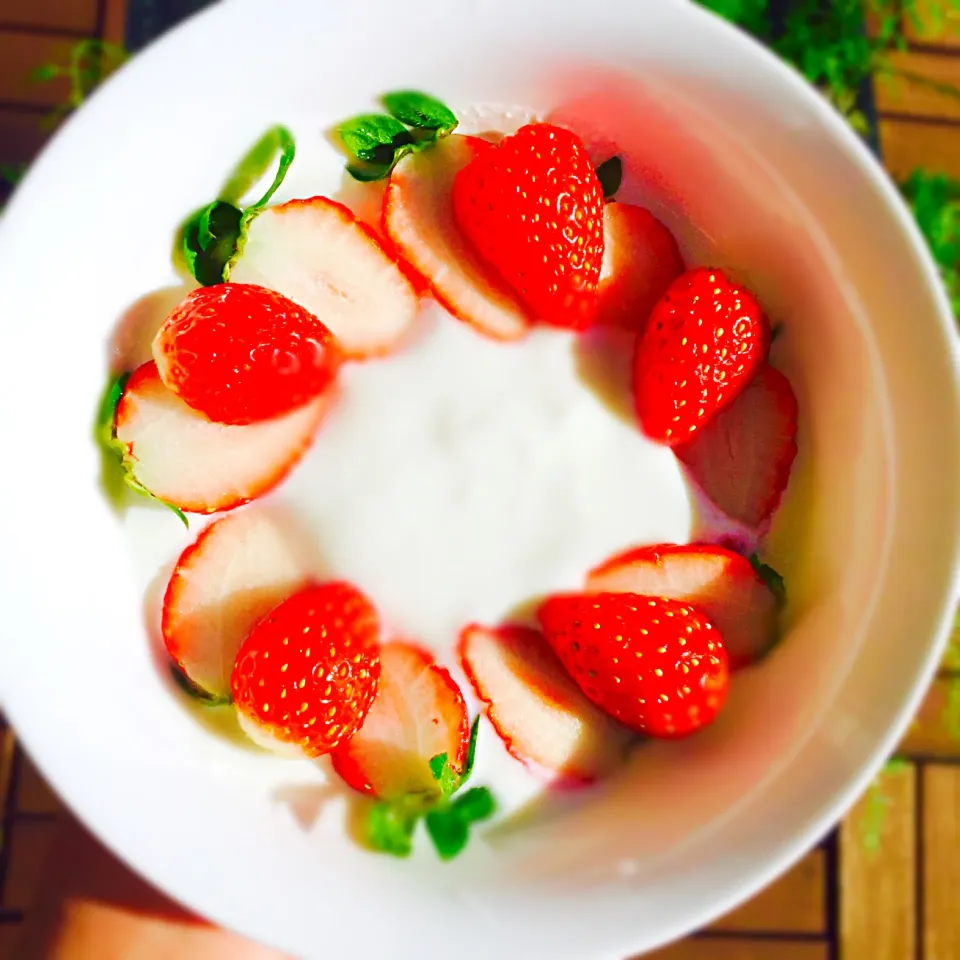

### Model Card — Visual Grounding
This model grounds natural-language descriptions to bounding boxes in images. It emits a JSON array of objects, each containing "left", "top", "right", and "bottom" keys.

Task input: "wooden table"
[{"left": 1, "top": 2, "right": 960, "bottom": 957}]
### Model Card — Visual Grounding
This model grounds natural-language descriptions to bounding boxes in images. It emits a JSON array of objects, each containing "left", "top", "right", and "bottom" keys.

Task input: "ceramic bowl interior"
[{"left": 0, "top": 1, "right": 958, "bottom": 958}]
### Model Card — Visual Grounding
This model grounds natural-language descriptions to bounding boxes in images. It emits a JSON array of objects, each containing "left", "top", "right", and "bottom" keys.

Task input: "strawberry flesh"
[
  {"left": 459, "top": 624, "right": 632, "bottom": 783},
  {"left": 153, "top": 282, "right": 341, "bottom": 426},
  {"left": 675, "top": 364, "right": 798, "bottom": 528},
  {"left": 538, "top": 592, "right": 729, "bottom": 738},
  {"left": 634, "top": 267, "right": 769, "bottom": 445},
  {"left": 331, "top": 641, "right": 469, "bottom": 800},
  {"left": 453, "top": 123, "right": 605, "bottom": 331},
  {"left": 231, "top": 582, "right": 381, "bottom": 758},
  {"left": 586, "top": 543, "right": 778, "bottom": 669}
]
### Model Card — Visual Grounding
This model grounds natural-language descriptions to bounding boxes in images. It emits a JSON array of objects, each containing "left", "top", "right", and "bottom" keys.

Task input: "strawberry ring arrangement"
[{"left": 99, "top": 91, "right": 798, "bottom": 862}]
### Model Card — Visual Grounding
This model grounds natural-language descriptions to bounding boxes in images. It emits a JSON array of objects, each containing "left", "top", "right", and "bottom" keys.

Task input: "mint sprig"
[
  {"left": 335, "top": 90, "right": 458, "bottom": 183},
  {"left": 749, "top": 553, "right": 786, "bottom": 606},
  {"left": 181, "top": 125, "right": 296, "bottom": 286},
  {"left": 596, "top": 156, "right": 623, "bottom": 202},
  {"left": 365, "top": 717, "right": 496, "bottom": 861},
  {"left": 170, "top": 666, "right": 230, "bottom": 706},
  {"left": 95, "top": 372, "right": 189, "bottom": 528}
]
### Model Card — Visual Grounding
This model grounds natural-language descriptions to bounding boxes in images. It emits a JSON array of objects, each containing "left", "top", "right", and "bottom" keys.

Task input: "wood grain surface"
[{"left": 0, "top": 1, "right": 959, "bottom": 958}]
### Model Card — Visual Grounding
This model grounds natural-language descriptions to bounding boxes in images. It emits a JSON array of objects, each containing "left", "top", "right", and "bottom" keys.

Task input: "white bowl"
[{"left": 1, "top": 0, "right": 959, "bottom": 957}]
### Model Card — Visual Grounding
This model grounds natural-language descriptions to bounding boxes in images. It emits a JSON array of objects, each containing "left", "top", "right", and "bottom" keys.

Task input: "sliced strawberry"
[
  {"left": 115, "top": 361, "right": 330, "bottom": 514},
  {"left": 228, "top": 196, "right": 420, "bottom": 359},
  {"left": 586, "top": 544, "right": 779, "bottom": 669},
  {"left": 383, "top": 135, "right": 530, "bottom": 341},
  {"left": 331, "top": 641, "right": 469, "bottom": 801},
  {"left": 597, "top": 203, "right": 684, "bottom": 332},
  {"left": 458, "top": 624, "right": 632, "bottom": 784},
  {"left": 162, "top": 510, "right": 315, "bottom": 700},
  {"left": 675, "top": 364, "right": 799, "bottom": 529}
]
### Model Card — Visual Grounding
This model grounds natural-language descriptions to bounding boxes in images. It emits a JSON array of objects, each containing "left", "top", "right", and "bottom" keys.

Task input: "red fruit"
[
  {"left": 537, "top": 592, "right": 730, "bottom": 739},
  {"left": 162, "top": 510, "right": 315, "bottom": 700},
  {"left": 115, "top": 362, "right": 331, "bottom": 514},
  {"left": 633, "top": 267, "right": 769, "bottom": 445},
  {"left": 231, "top": 582, "right": 381, "bottom": 758},
  {"left": 458, "top": 624, "right": 632, "bottom": 783},
  {"left": 452, "top": 123, "right": 605, "bottom": 330},
  {"left": 384, "top": 135, "right": 530, "bottom": 341},
  {"left": 597, "top": 203, "right": 684, "bottom": 332},
  {"left": 676, "top": 364, "right": 798, "bottom": 528},
  {"left": 587, "top": 543, "right": 778, "bottom": 669},
  {"left": 153, "top": 282, "right": 341, "bottom": 425},
  {"left": 229, "top": 197, "right": 421, "bottom": 359},
  {"left": 331, "top": 641, "right": 469, "bottom": 800}
]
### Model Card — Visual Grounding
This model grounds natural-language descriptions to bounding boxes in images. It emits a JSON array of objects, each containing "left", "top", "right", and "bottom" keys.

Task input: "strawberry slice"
[
  {"left": 228, "top": 196, "right": 420, "bottom": 359},
  {"left": 675, "top": 364, "right": 799, "bottom": 529},
  {"left": 331, "top": 641, "right": 470, "bottom": 800},
  {"left": 586, "top": 544, "right": 780, "bottom": 669},
  {"left": 162, "top": 510, "right": 316, "bottom": 701},
  {"left": 458, "top": 624, "right": 632, "bottom": 784},
  {"left": 115, "top": 361, "right": 330, "bottom": 514},
  {"left": 597, "top": 203, "right": 684, "bottom": 332},
  {"left": 383, "top": 135, "right": 530, "bottom": 341}
]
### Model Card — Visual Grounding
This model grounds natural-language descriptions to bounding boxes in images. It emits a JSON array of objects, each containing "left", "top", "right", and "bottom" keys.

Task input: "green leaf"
[
  {"left": 596, "top": 156, "right": 623, "bottom": 201},
  {"left": 220, "top": 126, "right": 296, "bottom": 209},
  {"left": 452, "top": 786, "right": 496, "bottom": 824},
  {"left": 28, "top": 64, "right": 61, "bottom": 83},
  {"left": 460, "top": 716, "right": 481, "bottom": 786},
  {"left": 429, "top": 752, "right": 459, "bottom": 798},
  {"left": 368, "top": 801, "right": 419, "bottom": 858},
  {"left": 170, "top": 666, "right": 230, "bottom": 705},
  {"left": 749, "top": 553, "right": 787, "bottom": 606},
  {"left": 182, "top": 201, "right": 243, "bottom": 286},
  {"left": 425, "top": 807, "right": 470, "bottom": 861},
  {"left": 381, "top": 90, "right": 458, "bottom": 135},
  {"left": 345, "top": 159, "right": 396, "bottom": 183},
  {"left": 338, "top": 114, "right": 414, "bottom": 165}
]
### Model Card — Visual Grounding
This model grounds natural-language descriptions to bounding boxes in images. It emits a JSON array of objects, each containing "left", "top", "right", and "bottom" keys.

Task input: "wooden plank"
[
  {"left": 0, "top": 821, "right": 58, "bottom": 913},
  {"left": 839, "top": 761, "right": 916, "bottom": 960},
  {"left": 900, "top": 676, "right": 960, "bottom": 759},
  {"left": 14, "top": 753, "right": 61, "bottom": 818},
  {"left": 876, "top": 50, "right": 960, "bottom": 120},
  {"left": 0, "top": 0, "right": 98, "bottom": 35},
  {"left": 0, "top": 925, "right": 24, "bottom": 960},
  {"left": 709, "top": 849, "right": 825, "bottom": 934},
  {"left": 102, "top": 0, "right": 128, "bottom": 46},
  {"left": 905, "top": 0, "right": 960, "bottom": 49},
  {"left": 0, "top": 109, "right": 53, "bottom": 169},
  {"left": 879, "top": 119, "right": 960, "bottom": 180},
  {"left": 923, "top": 764, "right": 960, "bottom": 960},
  {"left": 0, "top": 726, "right": 15, "bottom": 820},
  {"left": 0, "top": 32, "right": 76, "bottom": 108},
  {"left": 641, "top": 939, "right": 827, "bottom": 960}
]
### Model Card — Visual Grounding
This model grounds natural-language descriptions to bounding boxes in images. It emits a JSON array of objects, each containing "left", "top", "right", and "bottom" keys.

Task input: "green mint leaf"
[
  {"left": 220, "top": 126, "right": 296, "bottom": 211},
  {"left": 749, "top": 553, "right": 787, "bottom": 605},
  {"left": 170, "top": 666, "right": 230, "bottom": 705},
  {"left": 596, "top": 156, "right": 623, "bottom": 201},
  {"left": 460, "top": 716, "right": 481, "bottom": 786},
  {"left": 338, "top": 114, "right": 414, "bottom": 165},
  {"left": 381, "top": 90, "right": 458, "bottom": 135},
  {"left": 182, "top": 201, "right": 243, "bottom": 286},
  {"left": 429, "top": 752, "right": 460, "bottom": 797},
  {"left": 96, "top": 372, "right": 130, "bottom": 448},
  {"left": 123, "top": 474, "right": 190, "bottom": 528},
  {"left": 345, "top": 159, "right": 396, "bottom": 183},
  {"left": 452, "top": 786, "right": 496, "bottom": 824},
  {"left": 429, "top": 752, "right": 448, "bottom": 781},
  {"left": 368, "top": 801, "right": 418, "bottom": 858},
  {"left": 425, "top": 807, "right": 470, "bottom": 861}
]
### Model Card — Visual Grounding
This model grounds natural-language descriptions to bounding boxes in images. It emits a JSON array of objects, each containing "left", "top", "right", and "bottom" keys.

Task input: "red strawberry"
[
  {"left": 153, "top": 282, "right": 341, "bottom": 425},
  {"left": 115, "top": 361, "right": 331, "bottom": 514},
  {"left": 458, "top": 624, "right": 632, "bottom": 783},
  {"left": 597, "top": 203, "right": 684, "bottom": 332},
  {"left": 231, "top": 582, "right": 381, "bottom": 758},
  {"left": 331, "top": 641, "right": 469, "bottom": 800},
  {"left": 633, "top": 267, "right": 769, "bottom": 445},
  {"left": 586, "top": 543, "right": 780, "bottom": 669},
  {"left": 162, "top": 510, "right": 316, "bottom": 701},
  {"left": 538, "top": 592, "right": 729, "bottom": 738},
  {"left": 229, "top": 197, "right": 421, "bottom": 359},
  {"left": 676, "top": 364, "right": 798, "bottom": 528},
  {"left": 452, "top": 123, "right": 605, "bottom": 330},
  {"left": 384, "top": 135, "right": 530, "bottom": 341}
]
